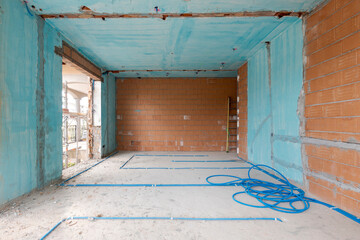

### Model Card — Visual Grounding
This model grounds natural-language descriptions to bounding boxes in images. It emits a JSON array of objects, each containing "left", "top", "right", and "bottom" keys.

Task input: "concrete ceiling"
[{"left": 26, "top": 0, "right": 324, "bottom": 77}]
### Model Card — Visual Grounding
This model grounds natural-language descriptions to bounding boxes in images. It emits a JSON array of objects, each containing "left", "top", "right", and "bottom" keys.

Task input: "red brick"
[
  {"left": 306, "top": 100, "right": 360, "bottom": 118},
  {"left": 305, "top": 0, "right": 360, "bottom": 217},
  {"left": 308, "top": 179, "right": 336, "bottom": 204},
  {"left": 316, "top": 29, "right": 336, "bottom": 50},
  {"left": 306, "top": 144, "right": 360, "bottom": 167},
  {"left": 342, "top": 0, "right": 360, "bottom": 21},
  {"left": 306, "top": 81, "right": 360, "bottom": 105},
  {"left": 306, "top": 10, "right": 343, "bottom": 43},
  {"left": 342, "top": 31, "right": 360, "bottom": 53},
  {"left": 307, "top": 41, "right": 342, "bottom": 67},
  {"left": 306, "top": 117, "right": 360, "bottom": 133},
  {"left": 117, "top": 78, "right": 237, "bottom": 152},
  {"left": 305, "top": 131, "right": 360, "bottom": 142},
  {"left": 335, "top": 0, "right": 354, "bottom": 10},
  {"left": 306, "top": 0, "right": 336, "bottom": 31},
  {"left": 335, "top": 17, "right": 358, "bottom": 40},
  {"left": 305, "top": 39, "right": 319, "bottom": 55},
  {"left": 337, "top": 187, "right": 360, "bottom": 201}
]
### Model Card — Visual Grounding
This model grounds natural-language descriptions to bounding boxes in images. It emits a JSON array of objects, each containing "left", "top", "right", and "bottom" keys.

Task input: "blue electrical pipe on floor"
[
  {"left": 121, "top": 167, "right": 250, "bottom": 170},
  {"left": 58, "top": 152, "right": 359, "bottom": 224},
  {"left": 213, "top": 157, "right": 360, "bottom": 224},
  {"left": 134, "top": 154, "right": 208, "bottom": 157},
  {"left": 206, "top": 164, "right": 311, "bottom": 214},
  {"left": 62, "top": 183, "right": 240, "bottom": 187},
  {"left": 119, "top": 154, "right": 135, "bottom": 169},
  {"left": 60, "top": 151, "right": 119, "bottom": 185},
  {"left": 40, "top": 216, "right": 282, "bottom": 239},
  {"left": 172, "top": 160, "right": 244, "bottom": 162}
]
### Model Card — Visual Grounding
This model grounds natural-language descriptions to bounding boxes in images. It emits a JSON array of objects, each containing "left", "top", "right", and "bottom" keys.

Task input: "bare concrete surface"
[{"left": 0, "top": 152, "right": 359, "bottom": 239}]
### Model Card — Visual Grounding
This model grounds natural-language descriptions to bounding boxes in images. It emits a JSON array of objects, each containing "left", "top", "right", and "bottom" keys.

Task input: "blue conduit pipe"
[
  {"left": 119, "top": 154, "right": 135, "bottom": 169},
  {"left": 304, "top": 198, "right": 360, "bottom": 224},
  {"left": 204, "top": 157, "right": 360, "bottom": 224},
  {"left": 207, "top": 164, "right": 311, "bottom": 214},
  {"left": 122, "top": 167, "right": 250, "bottom": 170},
  {"left": 58, "top": 151, "right": 359, "bottom": 224},
  {"left": 172, "top": 160, "right": 244, "bottom": 162},
  {"left": 23, "top": 1, "right": 34, "bottom": 16},
  {"left": 59, "top": 151, "right": 118, "bottom": 186},
  {"left": 135, "top": 154, "right": 208, "bottom": 157},
  {"left": 40, "top": 216, "right": 282, "bottom": 239},
  {"left": 62, "top": 183, "right": 240, "bottom": 187}
]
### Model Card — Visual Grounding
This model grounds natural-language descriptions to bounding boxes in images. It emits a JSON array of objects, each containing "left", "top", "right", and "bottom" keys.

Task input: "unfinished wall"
[
  {"left": 101, "top": 73, "right": 117, "bottom": 157},
  {"left": 248, "top": 46, "right": 272, "bottom": 166},
  {"left": 270, "top": 20, "right": 304, "bottom": 183},
  {"left": 237, "top": 63, "right": 248, "bottom": 159},
  {"left": 247, "top": 20, "right": 304, "bottom": 183},
  {"left": 116, "top": 78, "right": 237, "bottom": 151},
  {"left": 0, "top": 0, "right": 62, "bottom": 204},
  {"left": 304, "top": 0, "right": 360, "bottom": 216}
]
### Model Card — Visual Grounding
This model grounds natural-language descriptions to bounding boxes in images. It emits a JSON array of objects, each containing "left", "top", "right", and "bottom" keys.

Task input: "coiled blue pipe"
[
  {"left": 58, "top": 152, "right": 359, "bottom": 223},
  {"left": 205, "top": 159, "right": 360, "bottom": 223},
  {"left": 206, "top": 164, "right": 310, "bottom": 214}
]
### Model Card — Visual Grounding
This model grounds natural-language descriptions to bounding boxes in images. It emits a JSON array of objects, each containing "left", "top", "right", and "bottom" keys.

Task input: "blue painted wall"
[
  {"left": 101, "top": 73, "right": 117, "bottom": 157},
  {"left": 270, "top": 20, "right": 304, "bottom": 183},
  {"left": 43, "top": 22, "right": 63, "bottom": 183},
  {"left": 0, "top": 0, "right": 62, "bottom": 204},
  {"left": 247, "top": 20, "right": 304, "bottom": 183},
  {"left": 247, "top": 46, "right": 272, "bottom": 166}
]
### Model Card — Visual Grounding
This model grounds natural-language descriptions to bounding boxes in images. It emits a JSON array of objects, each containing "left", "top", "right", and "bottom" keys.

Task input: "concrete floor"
[{"left": 0, "top": 152, "right": 359, "bottom": 239}]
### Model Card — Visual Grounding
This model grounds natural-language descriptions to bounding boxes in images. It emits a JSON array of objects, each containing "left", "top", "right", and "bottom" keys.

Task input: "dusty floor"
[{"left": 0, "top": 152, "right": 359, "bottom": 239}]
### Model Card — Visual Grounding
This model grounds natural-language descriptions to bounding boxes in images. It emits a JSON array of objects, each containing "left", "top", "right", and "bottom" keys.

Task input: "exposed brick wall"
[
  {"left": 304, "top": 0, "right": 360, "bottom": 216},
  {"left": 237, "top": 63, "right": 248, "bottom": 159},
  {"left": 116, "top": 78, "right": 237, "bottom": 151}
]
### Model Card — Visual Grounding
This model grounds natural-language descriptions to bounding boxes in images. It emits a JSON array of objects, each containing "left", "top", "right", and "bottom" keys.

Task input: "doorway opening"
[{"left": 62, "top": 62, "right": 91, "bottom": 168}]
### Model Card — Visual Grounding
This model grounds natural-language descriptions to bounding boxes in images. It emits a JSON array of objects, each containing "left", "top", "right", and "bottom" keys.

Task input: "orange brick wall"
[
  {"left": 237, "top": 63, "right": 248, "bottom": 159},
  {"left": 304, "top": 0, "right": 360, "bottom": 216},
  {"left": 116, "top": 78, "right": 237, "bottom": 151}
]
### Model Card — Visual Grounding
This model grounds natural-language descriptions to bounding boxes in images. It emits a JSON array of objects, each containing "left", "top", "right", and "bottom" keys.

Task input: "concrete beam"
[
  {"left": 41, "top": 11, "right": 305, "bottom": 19},
  {"left": 106, "top": 69, "right": 236, "bottom": 73}
]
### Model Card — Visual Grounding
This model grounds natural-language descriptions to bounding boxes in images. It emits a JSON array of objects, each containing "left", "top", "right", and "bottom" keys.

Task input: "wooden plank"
[{"left": 56, "top": 41, "right": 103, "bottom": 81}]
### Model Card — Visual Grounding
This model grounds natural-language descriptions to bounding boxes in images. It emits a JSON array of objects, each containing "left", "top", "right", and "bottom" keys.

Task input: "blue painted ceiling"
[
  {"left": 27, "top": 0, "right": 323, "bottom": 14},
  {"left": 26, "top": 0, "right": 323, "bottom": 77}
]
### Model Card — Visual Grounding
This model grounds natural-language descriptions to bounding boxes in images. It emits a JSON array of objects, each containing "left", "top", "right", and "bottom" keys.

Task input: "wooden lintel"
[
  {"left": 41, "top": 11, "right": 305, "bottom": 19},
  {"left": 60, "top": 41, "right": 103, "bottom": 81}
]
